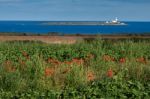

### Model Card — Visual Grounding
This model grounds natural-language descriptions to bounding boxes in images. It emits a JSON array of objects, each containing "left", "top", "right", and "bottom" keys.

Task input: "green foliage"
[{"left": 0, "top": 40, "right": 150, "bottom": 98}]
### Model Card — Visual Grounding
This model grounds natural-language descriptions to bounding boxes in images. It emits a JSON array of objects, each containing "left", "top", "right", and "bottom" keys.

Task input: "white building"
[{"left": 111, "top": 17, "right": 119, "bottom": 23}]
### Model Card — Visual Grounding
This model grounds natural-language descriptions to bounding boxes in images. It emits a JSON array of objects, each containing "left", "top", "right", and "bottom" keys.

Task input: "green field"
[{"left": 0, "top": 39, "right": 150, "bottom": 98}]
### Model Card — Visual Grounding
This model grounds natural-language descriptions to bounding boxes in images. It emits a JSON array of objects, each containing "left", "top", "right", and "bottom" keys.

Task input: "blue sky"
[{"left": 0, "top": 0, "right": 150, "bottom": 21}]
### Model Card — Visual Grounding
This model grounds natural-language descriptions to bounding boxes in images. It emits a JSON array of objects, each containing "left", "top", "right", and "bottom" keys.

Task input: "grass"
[{"left": 0, "top": 39, "right": 150, "bottom": 98}]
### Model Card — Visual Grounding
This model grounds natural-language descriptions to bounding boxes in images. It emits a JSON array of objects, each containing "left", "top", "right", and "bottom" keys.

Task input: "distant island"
[{"left": 44, "top": 18, "right": 127, "bottom": 26}]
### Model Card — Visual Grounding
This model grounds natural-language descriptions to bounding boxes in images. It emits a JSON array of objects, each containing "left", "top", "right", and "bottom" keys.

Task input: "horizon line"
[{"left": 0, "top": 19, "right": 150, "bottom": 22}]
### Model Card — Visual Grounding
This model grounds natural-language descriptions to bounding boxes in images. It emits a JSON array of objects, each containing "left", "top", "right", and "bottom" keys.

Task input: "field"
[{"left": 0, "top": 39, "right": 150, "bottom": 98}]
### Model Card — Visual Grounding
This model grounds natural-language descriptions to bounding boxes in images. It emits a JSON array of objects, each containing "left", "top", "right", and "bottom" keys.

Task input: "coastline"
[{"left": 1, "top": 34, "right": 150, "bottom": 44}]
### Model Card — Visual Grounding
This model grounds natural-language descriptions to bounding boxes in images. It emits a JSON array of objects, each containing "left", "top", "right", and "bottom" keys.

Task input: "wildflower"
[
  {"left": 136, "top": 57, "right": 147, "bottom": 64},
  {"left": 72, "top": 58, "right": 84, "bottom": 65},
  {"left": 87, "top": 71, "right": 95, "bottom": 81},
  {"left": 45, "top": 68, "right": 55, "bottom": 77},
  {"left": 47, "top": 58, "right": 60, "bottom": 65},
  {"left": 103, "top": 55, "right": 115, "bottom": 62},
  {"left": 22, "top": 51, "right": 30, "bottom": 59},
  {"left": 106, "top": 68, "right": 113, "bottom": 78},
  {"left": 64, "top": 61, "right": 72, "bottom": 65},
  {"left": 119, "top": 58, "right": 126, "bottom": 63},
  {"left": 22, "top": 51, "right": 28, "bottom": 57}
]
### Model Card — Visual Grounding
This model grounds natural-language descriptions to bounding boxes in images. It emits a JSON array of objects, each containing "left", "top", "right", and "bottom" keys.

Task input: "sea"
[{"left": 0, "top": 21, "right": 150, "bottom": 34}]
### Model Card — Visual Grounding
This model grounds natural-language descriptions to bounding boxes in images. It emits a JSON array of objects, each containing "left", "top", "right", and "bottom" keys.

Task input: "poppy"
[
  {"left": 72, "top": 58, "right": 84, "bottom": 65},
  {"left": 119, "top": 58, "right": 126, "bottom": 63},
  {"left": 45, "top": 68, "right": 55, "bottom": 77},
  {"left": 106, "top": 69, "right": 113, "bottom": 78},
  {"left": 136, "top": 57, "right": 147, "bottom": 64},
  {"left": 87, "top": 71, "right": 95, "bottom": 81},
  {"left": 103, "top": 55, "right": 115, "bottom": 62}
]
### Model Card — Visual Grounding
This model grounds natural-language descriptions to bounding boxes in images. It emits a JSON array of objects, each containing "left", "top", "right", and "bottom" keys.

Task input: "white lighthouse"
[
  {"left": 112, "top": 17, "right": 119, "bottom": 23},
  {"left": 104, "top": 17, "right": 126, "bottom": 25}
]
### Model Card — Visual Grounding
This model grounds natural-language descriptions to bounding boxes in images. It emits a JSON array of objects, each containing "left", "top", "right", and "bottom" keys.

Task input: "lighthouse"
[{"left": 112, "top": 17, "right": 119, "bottom": 23}]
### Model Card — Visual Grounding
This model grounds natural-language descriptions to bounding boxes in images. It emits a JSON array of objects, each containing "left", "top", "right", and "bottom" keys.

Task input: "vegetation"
[
  {"left": 1, "top": 32, "right": 150, "bottom": 36},
  {"left": 0, "top": 40, "right": 150, "bottom": 98}
]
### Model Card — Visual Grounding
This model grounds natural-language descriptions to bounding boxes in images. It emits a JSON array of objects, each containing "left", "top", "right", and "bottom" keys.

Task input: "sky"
[{"left": 0, "top": 0, "right": 150, "bottom": 21}]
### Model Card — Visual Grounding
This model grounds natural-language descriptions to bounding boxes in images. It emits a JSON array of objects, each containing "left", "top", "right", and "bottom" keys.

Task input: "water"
[{"left": 0, "top": 21, "right": 150, "bottom": 34}]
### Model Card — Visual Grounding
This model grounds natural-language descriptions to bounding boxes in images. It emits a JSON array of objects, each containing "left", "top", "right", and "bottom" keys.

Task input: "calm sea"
[{"left": 0, "top": 21, "right": 150, "bottom": 34}]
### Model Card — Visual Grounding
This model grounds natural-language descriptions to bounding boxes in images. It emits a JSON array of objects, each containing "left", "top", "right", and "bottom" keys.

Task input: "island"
[{"left": 44, "top": 18, "right": 127, "bottom": 26}]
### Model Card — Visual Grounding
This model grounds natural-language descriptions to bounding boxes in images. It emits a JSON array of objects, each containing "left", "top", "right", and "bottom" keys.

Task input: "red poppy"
[
  {"left": 47, "top": 58, "right": 60, "bottom": 65},
  {"left": 45, "top": 68, "right": 55, "bottom": 77},
  {"left": 136, "top": 57, "right": 147, "bottom": 64},
  {"left": 103, "top": 55, "right": 115, "bottom": 62},
  {"left": 87, "top": 71, "right": 95, "bottom": 81},
  {"left": 119, "top": 58, "right": 126, "bottom": 63},
  {"left": 106, "top": 69, "right": 113, "bottom": 78},
  {"left": 72, "top": 58, "right": 84, "bottom": 65},
  {"left": 64, "top": 61, "right": 72, "bottom": 65}
]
